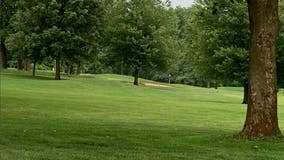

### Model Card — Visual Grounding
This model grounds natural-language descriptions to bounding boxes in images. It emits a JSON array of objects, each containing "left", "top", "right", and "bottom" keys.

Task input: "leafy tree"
[
  {"left": 5, "top": 31, "right": 46, "bottom": 76},
  {"left": 0, "top": 0, "right": 17, "bottom": 69},
  {"left": 104, "top": 0, "right": 177, "bottom": 85},
  {"left": 187, "top": 0, "right": 250, "bottom": 103},
  {"left": 6, "top": 0, "right": 104, "bottom": 79},
  {"left": 163, "top": 7, "right": 192, "bottom": 84}
]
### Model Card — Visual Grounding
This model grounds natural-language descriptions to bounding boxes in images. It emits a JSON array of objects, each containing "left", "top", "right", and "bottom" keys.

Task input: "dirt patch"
[
  {"left": 121, "top": 81, "right": 172, "bottom": 88},
  {"left": 143, "top": 83, "right": 171, "bottom": 88}
]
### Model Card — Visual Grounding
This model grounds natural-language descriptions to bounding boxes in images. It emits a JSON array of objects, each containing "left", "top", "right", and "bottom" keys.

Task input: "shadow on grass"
[
  {"left": 178, "top": 97, "right": 243, "bottom": 105},
  {"left": 2, "top": 73, "right": 67, "bottom": 81},
  {"left": 2, "top": 117, "right": 284, "bottom": 160},
  {"left": 1, "top": 112, "right": 284, "bottom": 160},
  {"left": 201, "top": 99, "right": 245, "bottom": 105}
]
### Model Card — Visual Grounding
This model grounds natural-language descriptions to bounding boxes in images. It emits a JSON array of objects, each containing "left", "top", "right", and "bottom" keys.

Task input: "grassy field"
[{"left": 1, "top": 69, "right": 284, "bottom": 160}]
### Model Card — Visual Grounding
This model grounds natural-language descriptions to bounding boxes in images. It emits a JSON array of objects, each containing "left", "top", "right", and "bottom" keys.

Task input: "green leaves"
[
  {"left": 7, "top": 0, "right": 103, "bottom": 64},
  {"left": 186, "top": 0, "right": 249, "bottom": 83},
  {"left": 214, "top": 47, "right": 248, "bottom": 82},
  {"left": 105, "top": 0, "right": 177, "bottom": 72}
]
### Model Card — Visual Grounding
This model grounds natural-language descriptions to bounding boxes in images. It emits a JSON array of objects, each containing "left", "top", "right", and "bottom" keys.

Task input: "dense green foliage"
[
  {"left": 1, "top": 70, "right": 284, "bottom": 159},
  {"left": 0, "top": 0, "right": 17, "bottom": 68},
  {"left": 187, "top": 0, "right": 249, "bottom": 85},
  {"left": 0, "top": 0, "right": 283, "bottom": 87},
  {"left": 103, "top": 0, "right": 178, "bottom": 84},
  {"left": 5, "top": 0, "right": 104, "bottom": 79},
  {"left": 2, "top": 0, "right": 284, "bottom": 88},
  {"left": 0, "top": 0, "right": 16, "bottom": 42}
]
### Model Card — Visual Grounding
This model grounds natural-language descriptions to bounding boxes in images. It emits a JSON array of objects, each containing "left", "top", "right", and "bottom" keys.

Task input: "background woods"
[{"left": 1, "top": 0, "right": 284, "bottom": 89}]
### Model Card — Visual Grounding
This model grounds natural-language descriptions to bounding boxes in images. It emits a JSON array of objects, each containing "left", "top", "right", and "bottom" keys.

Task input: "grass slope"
[{"left": 1, "top": 69, "right": 284, "bottom": 160}]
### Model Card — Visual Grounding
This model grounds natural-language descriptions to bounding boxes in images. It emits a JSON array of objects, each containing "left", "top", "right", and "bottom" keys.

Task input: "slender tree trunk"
[
  {"left": 76, "top": 61, "right": 81, "bottom": 75},
  {"left": 24, "top": 59, "right": 31, "bottom": 71},
  {"left": 121, "top": 60, "right": 124, "bottom": 75},
  {"left": 70, "top": 65, "right": 74, "bottom": 75},
  {"left": 242, "top": 81, "right": 248, "bottom": 104},
  {"left": 206, "top": 81, "right": 211, "bottom": 88},
  {"left": 17, "top": 59, "right": 23, "bottom": 70},
  {"left": 25, "top": 61, "right": 28, "bottom": 71},
  {"left": 240, "top": 0, "right": 281, "bottom": 138},
  {"left": 67, "top": 64, "right": 74, "bottom": 76},
  {"left": 0, "top": 41, "right": 7, "bottom": 69},
  {"left": 66, "top": 63, "right": 71, "bottom": 76},
  {"left": 214, "top": 81, "right": 218, "bottom": 89},
  {"left": 55, "top": 55, "right": 61, "bottom": 80},
  {"left": 133, "top": 68, "right": 139, "bottom": 85},
  {"left": 32, "top": 61, "right": 36, "bottom": 77}
]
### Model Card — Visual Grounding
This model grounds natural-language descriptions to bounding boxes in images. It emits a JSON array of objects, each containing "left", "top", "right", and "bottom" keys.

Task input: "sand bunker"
[{"left": 143, "top": 83, "right": 171, "bottom": 88}]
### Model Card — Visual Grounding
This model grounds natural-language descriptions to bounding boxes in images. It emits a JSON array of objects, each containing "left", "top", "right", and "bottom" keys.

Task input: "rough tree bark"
[
  {"left": 133, "top": 67, "right": 139, "bottom": 85},
  {"left": 0, "top": 41, "right": 7, "bottom": 69},
  {"left": 240, "top": 0, "right": 281, "bottom": 138},
  {"left": 55, "top": 55, "right": 61, "bottom": 80}
]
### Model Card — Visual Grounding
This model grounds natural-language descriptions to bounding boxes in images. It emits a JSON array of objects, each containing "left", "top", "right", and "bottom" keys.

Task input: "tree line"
[{"left": 1, "top": 0, "right": 284, "bottom": 100}]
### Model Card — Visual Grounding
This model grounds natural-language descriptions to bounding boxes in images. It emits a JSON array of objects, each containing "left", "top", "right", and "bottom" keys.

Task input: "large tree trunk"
[
  {"left": 55, "top": 55, "right": 61, "bottom": 80},
  {"left": 133, "top": 68, "right": 139, "bottom": 85},
  {"left": 242, "top": 81, "right": 248, "bottom": 104},
  {"left": 240, "top": 0, "right": 281, "bottom": 138},
  {"left": 0, "top": 41, "right": 8, "bottom": 69}
]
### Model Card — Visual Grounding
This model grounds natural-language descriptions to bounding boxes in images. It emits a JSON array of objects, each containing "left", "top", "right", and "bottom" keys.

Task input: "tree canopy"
[
  {"left": 2, "top": 0, "right": 284, "bottom": 91},
  {"left": 103, "top": 0, "right": 178, "bottom": 85},
  {"left": 6, "top": 0, "right": 104, "bottom": 79}
]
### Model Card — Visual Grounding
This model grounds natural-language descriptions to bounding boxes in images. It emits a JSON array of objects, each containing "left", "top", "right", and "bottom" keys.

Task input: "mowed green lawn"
[{"left": 1, "top": 70, "right": 284, "bottom": 160}]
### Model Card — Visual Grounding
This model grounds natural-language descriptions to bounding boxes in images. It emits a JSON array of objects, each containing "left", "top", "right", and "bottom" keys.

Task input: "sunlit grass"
[{"left": 1, "top": 69, "right": 284, "bottom": 160}]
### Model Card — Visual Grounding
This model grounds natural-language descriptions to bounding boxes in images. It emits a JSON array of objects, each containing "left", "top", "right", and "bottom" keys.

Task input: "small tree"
[{"left": 5, "top": 31, "right": 46, "bottom": 76}]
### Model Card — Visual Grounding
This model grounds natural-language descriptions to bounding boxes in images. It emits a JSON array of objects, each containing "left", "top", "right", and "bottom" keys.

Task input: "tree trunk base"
[
  {"left": 55, "top": 56, "right": 61, "bottom": 80},
  {"left": 76, "top": 62, "right": 81, "bottom": 75},
  {"left": 242, "top": 81, "right": 248, "bottom": 104},
  {"left": 32, "top": 61, "right": 36, "bottom": 77},
  {"left": 236, "top": 130, "right": 281, "bottom": 139},
  {"left": 17, "top": 59, "right": 24, "bottom": 70},
  {"left": 0, "top": 41, "right": 8, "bottom": 69},
  {"left": 133, "top": 68, "right": 139, "bottom": 85}
]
